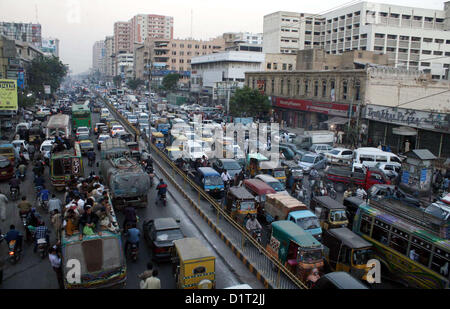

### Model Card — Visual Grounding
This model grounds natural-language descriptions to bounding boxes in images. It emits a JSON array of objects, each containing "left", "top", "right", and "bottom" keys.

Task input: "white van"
[{"left": 353, "top": 147, "right": 401, "bottom": 168}]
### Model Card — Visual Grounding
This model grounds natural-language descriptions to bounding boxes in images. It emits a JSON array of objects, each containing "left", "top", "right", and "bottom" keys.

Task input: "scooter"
[
  {"left": 10, "top": 187, "right": 19, "bottom": 201},
  {"left": 36, "top": 238, "right": 48, "bottom": 259},
  {"left": 129, "top": 243, "right": 139, "bottom": 262},
  {"left": 157, "top": 192, "right": 167, "bottom": 206}
]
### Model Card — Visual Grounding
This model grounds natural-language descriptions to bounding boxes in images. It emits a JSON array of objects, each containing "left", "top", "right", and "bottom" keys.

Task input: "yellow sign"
[{"left": 0, "top": 79, "right": 18, "bottom": 111}]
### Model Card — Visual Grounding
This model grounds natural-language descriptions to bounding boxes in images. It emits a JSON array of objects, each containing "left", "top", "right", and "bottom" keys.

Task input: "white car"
[
  {"left": 37, "top": 107, "right": 51, "bottom": 116},
  {"left": 76, "top": 126, "right": 90, "bottom": 136},
  {"left": 375, "top": 162, "right": 401, "bottom": 180},
  {"left": 97, "top": 134, "right": 111, "bottom": 150},
  {"left": 326, "top": 148, "right": 353, "bottom": 165},
  {"left": 110, "top": 125, "right": 125, "bottom": 137},
  {"left": 309, "top": 144, "right": 333, "bottom": 154},
  {"left": 40, "top": 140, "right": 54, "bottom": 157}
]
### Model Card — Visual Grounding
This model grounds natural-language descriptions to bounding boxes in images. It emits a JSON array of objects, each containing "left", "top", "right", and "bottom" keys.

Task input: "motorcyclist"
[
  {"left": 33, "top": 221, "right": 50, "bottom": 253},
  {"left": 38, "top": 186, "right": 50, "bottom": 205},
  {"left": 87, "top": 150, "right": 96, "bottom": 166},
  {"left": 245, "top": 214, "right": 262, "bottom": 237},
  {"left": 34, "top": 174, "right": 45, "bottom": 188},
  {"left": 156, "top": 179, "right": 168, "bottom": 200},
  {"left": 124, "top": 223, "right": 140, "bottom": 257},
  {"left": 4, "top": 224, "right": 23, "bottom": 252},
  {"left": 17, "top": 163, "right": 26, "bottom": 178},
  {"left": 9, "top": 176, "right": 21, "bottom": 195},
  {"left": 123, "top": 206, "right": 137, "bottom": 233}
]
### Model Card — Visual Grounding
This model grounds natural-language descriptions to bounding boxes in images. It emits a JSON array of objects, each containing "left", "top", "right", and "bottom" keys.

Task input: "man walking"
[
  {"left": 141, "top": 269, "right": 161, "bottom": 289},
  {"left": 48, "top": 246, "right": 64, "bottom": 289}
]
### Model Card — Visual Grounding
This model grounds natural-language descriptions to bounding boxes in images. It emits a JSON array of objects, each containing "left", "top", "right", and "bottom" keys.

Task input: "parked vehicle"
[
  {"left": 265, "top": 193, "right": 322, "bottom": 240},
  {"left": 171, "top": 237, "right": 216, "bottom": 289},
  {"left": 143, "top": 217, "right": 184, "bottom": 262},
  {"left": 266, "top": 220, "right": 324, "bottom": 286},
  {"left": 298, "top": 153, "right": 327, "bottom": 173},
  {"left": 309, "top": 196, "right": 349, "bottom": 230},
  {"left": 0, "top": 143, "right": 15, "bottom": 164},
  {"left": 212, "top": 158, "right": 242, "bottom": 179},
  {"left": 0, "top": 155, "right": 14, "bottom": 180},
  {"left": 245, "top": 153, "right": 270, "bottom": 178},
  {"left": 259, "top": 161, "right": 287, "bottom": 185},
  {"left": 294, "top": 130, "right": 334, "bottom": 150},
  {"left": 353, "top": 147, "right": 402, "bottom": 169},
  {"left": 243, "top": 179, "right": 276, "bottom": 222},
  {"left": 374, "top": 162, "right": 401, "bottom": 181},
  {"left": 326, "top": 148, "right": 353, "bottom": 165}
]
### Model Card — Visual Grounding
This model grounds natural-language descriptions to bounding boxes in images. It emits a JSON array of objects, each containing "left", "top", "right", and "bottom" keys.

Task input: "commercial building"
[
  {"left": 223, "top": 32, "right": 263, "bottom": 52},
  {"left": 41, "top": 37, "right": 59, "bottom": 57},
  {"left": 92, "top": 40, "right": 106, "bottom": 74},
  {"left": 265, "top": 53, "right": 297, "bottom": 71},
  {"left": 129, "top": 14, "right": 173, "bottom": 44},
  {"left": 191, "top": 51, "right": 265, "bottom": 104},
  {"left": 0, "top": 22, "right": 42, "bottom": 48},
  {"left": 114, "top": 21, "right": 131, "bottom": 54},
  {"left": 263, "top": 1, "right": 450, "bottom": 79},
  {"left": 246, "top": 62, "right": 450, "bottom": 157},
  {"left": 116, "top": 53, "right": 134, "bottom": 79}
]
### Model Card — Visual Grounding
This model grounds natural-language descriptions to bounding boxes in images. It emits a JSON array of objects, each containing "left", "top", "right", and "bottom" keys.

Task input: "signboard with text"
[
  {"left": 0, "top": 79, "right": 18, "bottom": 111},
  {"left": 44, "top": 85, "right": 51, "bottom": 94},
  {"left": 273, "top": 97, "right": 356, "bottom": 117}
]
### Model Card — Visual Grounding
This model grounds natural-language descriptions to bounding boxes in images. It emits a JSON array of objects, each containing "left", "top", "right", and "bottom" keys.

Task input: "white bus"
[
  {"left": 46, "top": 114, "right": 71, "bottom": 139},
  {"left": 353, "top": 147, "right": 401, "bottom": 168}
]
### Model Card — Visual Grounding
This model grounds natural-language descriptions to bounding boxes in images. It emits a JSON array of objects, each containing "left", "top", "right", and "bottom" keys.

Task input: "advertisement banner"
[
  {"left": 273, "top": 97, "right": 356, "bottom": 117},
  {"left": 0, "top": 79, "right": 18, "bottom": 111},
  {"left": 17, "top": 71, "right": 24, "bottom": 89},
  {"left": 44, "top": 85, "right": 51, "bottom": 94}
]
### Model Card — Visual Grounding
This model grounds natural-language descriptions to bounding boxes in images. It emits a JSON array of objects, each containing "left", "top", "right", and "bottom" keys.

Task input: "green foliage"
[
  {"left": 27, "top": 55, "right": 68, "bottom": 97},
  {"left": 113, "top": 75, "right": 122, "bottom": 88},
  {"left": 127, "top": 78, "right": 144, "bottom": 90},
  {"left": 229, "top": 86, "right": 271, "bottom": 117},
  {"left": 161, "top": 73, "right": 179, "bottom": 91}
]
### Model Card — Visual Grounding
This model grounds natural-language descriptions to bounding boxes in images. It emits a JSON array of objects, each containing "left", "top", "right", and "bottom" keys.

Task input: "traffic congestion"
[{"left": 0, "top": 79, "right": 449, "bottom": 290}]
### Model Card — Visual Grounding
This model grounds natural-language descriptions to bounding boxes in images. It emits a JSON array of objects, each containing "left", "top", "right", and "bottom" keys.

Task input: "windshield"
[
  {"left": 0, "top": 159, "right": 11, "bottom": 168},
  {"left": 80, "top": 142, "right": 92, "bottom": 147},
  {"left": 352, "top": 248, "right": 372, "bottom": 265},
  {"left": 155, "top": 229, "right": 184, "bottom": 242},
  {"left": 274, "top": 170, "right": 286, "bottom": 178},
  {"left": 330, "top": 210, "right": 348, "bottom": 222},
  {"left": 268, "top": 181, "right": 285, "bottom": 191},
  {"left": 128, "top": 115, "right": 137, "bottom": 119},
  {"left": 297, "top": 217, "right": 320, "bottom": 230},
  {"left": 205, "top": 176, "right": 223, "bottom": 186},
  {"left": 223, "top": 161, "right": 241, "bottom": 170},
  {"left": 292, "top": 170, "right": 302, "bottom": 177},
  {"left": 240, "top": 201, "right": 255, "bottom": 211},
  {"left": 42, "top": 145, "right": 52, "bottom": 152},
  {"left": 329, "top": 150, "right": 340, "bottom": 155},
  {"left": 299, "top": 249, "right": 323, "bottom": 263},
  {"left": 301, "top": 156, "right": 315, "bottom": 163},
  {"left": 99, "top": 136, "right": 110, "bottom": 142},
  {"left": 190, "top": 147, "right": 203, "bottom": 153},
  {"left": 168, "top": 151, "right": 181, "bottom": 160}
]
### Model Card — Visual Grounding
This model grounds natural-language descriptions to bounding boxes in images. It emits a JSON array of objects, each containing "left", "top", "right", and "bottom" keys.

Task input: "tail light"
[
  {"left": 9, "top": 251, "right": 14, "bottom": 256},
  {"left": 154, "top": 247, "right": 168, "bottom": 253}
]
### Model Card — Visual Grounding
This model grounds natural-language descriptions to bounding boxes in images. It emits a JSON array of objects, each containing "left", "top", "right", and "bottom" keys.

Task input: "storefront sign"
[
  {"left": 364, "top": 105, "right": 450, "bottom": 133},
  {"left": 273, "top": 97, "right": 355, "bottom": 117},
  {"left": 0, "top": 79, "right": 18, "bottom": 111}
]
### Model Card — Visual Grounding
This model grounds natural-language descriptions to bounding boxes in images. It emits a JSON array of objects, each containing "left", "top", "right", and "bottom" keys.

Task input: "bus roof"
[
  {"left": 47, "top": 114, "right": 70, "bottom": 128},
  {"left": 71, "top": 104, "right": 90, "bottom": 112}
]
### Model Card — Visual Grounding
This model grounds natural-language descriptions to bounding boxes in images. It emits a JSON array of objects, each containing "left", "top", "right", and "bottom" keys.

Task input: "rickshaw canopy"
[
  {"left": 326, "top": 227, "right": 372, "bottom": 249},
  {"left": 272, "top": 220, "right": 322, "bottom": 248},
  {"left": 228, "top": 186, "right": 255, "bottom": 200},
  {"left": 243, "top": 179, "right": 276, "bottom": 195},
  {"left": 173, "top": 237, "right": 214, "bottom": 261}
]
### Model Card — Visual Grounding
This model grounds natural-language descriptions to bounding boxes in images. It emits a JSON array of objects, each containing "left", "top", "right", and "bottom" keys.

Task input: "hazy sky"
[{"left": 0, "top": 0, "right": 446, "bottom": 74}]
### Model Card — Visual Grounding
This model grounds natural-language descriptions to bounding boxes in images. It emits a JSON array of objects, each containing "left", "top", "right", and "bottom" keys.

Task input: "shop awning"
[
  {"left": 392, "top": 126, "right": 417, "bottom": 136},
  {"left": 323, "top": 117, "right": 349, "bottom": 125}
]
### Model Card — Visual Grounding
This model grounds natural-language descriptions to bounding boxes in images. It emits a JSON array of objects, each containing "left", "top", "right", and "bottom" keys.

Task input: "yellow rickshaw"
[
  {"left": 260, "top": 161, "right": 287, "bottom": 185},
  {"left": 245, "top": 153, "right": 269, "bottom": 178},
  {"left": 171, "top": 237, "right": 216, "bottom": 289},
  {"left": 151, "top": 131, "right": 165, "bottom": 150},
  {"left": 225, "top": 186, "right": 257, "bottom": 225}
]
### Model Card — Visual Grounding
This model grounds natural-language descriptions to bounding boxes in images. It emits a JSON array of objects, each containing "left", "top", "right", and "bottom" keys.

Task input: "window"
[
  {"left": 445, "top": 52, "right": 450, "bottom": 57},
  {"left": 273, "top": 63, "right": 278, "bottom": 70},
  {"left": 280, "top": 79, "right": 284, "bottom": 95},
  {"left": 282, "top": 63, "right": 287, "bottom": 70},
  {"left": 267, "top": 63, "right": 271, "bottom": 70},
  {"left": 421, "top": 62, "right": 431, "bottom": 67},
  {"left": 187, "top": 44, "right": 192, "bottom": 48},
  {"left": 409, "top": 237, "right": 432, "bottom": 267},
  {"left": 287, "top": 79, "right": 291, "bottom": 94},
  {"left": 296, "top": 80, "right": 300, "bottom": 94},
  {"left": 180, "top": 44, "right": 184, "bottom": 48},
  {"left": 359, "top": 215, "right": 372, "bottom": 236},
  {"left": 430, "top": 248, "right": 450, "bottom": 277},
  {"left": 389, "top": 231, "right": 409, "bottom": 255},
  {"left": 422, "top": 50, "right": 431, "bottom": 55},
  {"left": 322, "top": 80, "right": 327, "bottom": 97},
  {"left": 271, "top": 79, "right": 274, "bottom": 92},
  {"left": 288, "top": 64, "right": 293, "bottom": 70},
  {"left": 304, "top": 80, "right": 309, "bottom": 95},
  {"left": 342, "top": 80, "right": 348, "bottom": 100},
  {"left": 434, "top": 51, "right": 443, "bottom": 55},
  {"left": 354, "top": 80, "right": 361, "bottom": 100},
  {"left": 372, "top": 219, "right": 390, "bottom": 245},
  {"left": 423, "top": 38, "right": 433, "bottom": 43},
  {"left": 435, "top": 39, "right": 444, "bottom": 44}
]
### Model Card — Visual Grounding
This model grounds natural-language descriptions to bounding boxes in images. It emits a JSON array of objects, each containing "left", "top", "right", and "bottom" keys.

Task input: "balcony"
[
  {"left": 387, "top": 39, "right": 397, "bottom": 47},
  {"left": 338, "top": 20, "right": 345, "bottom": 27},
  {"left": 359, "top": 38, "right": 367, "bottom": 46},
  {"left": 398, "top": 41, "right": 409, "bottom": 48},
  {"left": 345, "top": 41, "right": 351, "bottom": 49}
]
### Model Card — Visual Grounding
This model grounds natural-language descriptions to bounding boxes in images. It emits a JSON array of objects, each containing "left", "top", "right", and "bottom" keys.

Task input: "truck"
[
  {"left": 99, "top": 156, "right": 150, "bottom": 210},
  {"left": 325, "top": 165, "right": 391, "bottom": 192},
  {"left": 294, "top": 130, "right": 334, "bottom": 150},
  {"left": 264, "top": 193, "right": 322, "bottom": 240}
]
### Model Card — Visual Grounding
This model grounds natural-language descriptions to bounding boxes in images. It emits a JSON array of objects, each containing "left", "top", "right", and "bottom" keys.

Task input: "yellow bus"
[{"left": 353, "top": 203, "right": 450, "bottom": 289}]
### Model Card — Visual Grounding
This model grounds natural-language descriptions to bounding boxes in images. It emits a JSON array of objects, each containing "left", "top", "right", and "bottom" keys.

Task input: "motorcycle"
[
  {"left": 36, "top": 238, "right": 48, "bottom": 259},
  {"left": 157, "top": 192, "right": 167, "bottom": 206},
  {"left": 17, "top": 171, "right": 25, "bottom": 181},
  {"left": 88, "top": 156, "right": 95, "bottom": 167},
  {"left": 129, "top": 243, "right": 139, "bottom": 262},
  {"left": 10, "top": 187, "right": 19, "bottom": 201},
  {"left": 326, "top": 183, "right": 337, "bottom": 200},
  {"left": 7, "top": 239, "right": 21, "bottom": 264}
]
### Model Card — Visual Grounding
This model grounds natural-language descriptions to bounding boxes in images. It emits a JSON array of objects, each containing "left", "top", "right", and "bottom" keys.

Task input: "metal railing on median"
[{"left": 98, "top": 94, "right": 307, "bottom": 289}]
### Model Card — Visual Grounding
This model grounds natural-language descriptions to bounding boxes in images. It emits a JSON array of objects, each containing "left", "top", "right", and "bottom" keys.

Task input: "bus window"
[
  {"left": 53, "top": 159, "right": 64, "bottom": 176},
  {"left": 388, "top": 234, "right": 408, "bottom": 255},
  {"left": 371, "top": 220, "right": 389, "bottom": 245},
  {"left": 430, "top": 248, "right": 450, "bottom": 278},
  {"left": 410, "top": 237, "right": 432, "bottom": 267},
  {"left": 376, "top": 155, "right": 388, "bottom": 162},
  {"left": 359, "top": 155, "right": 374, "bottom": 164},
  {"left": 359, "top": 216, "right": 372, "bottom": 236}
]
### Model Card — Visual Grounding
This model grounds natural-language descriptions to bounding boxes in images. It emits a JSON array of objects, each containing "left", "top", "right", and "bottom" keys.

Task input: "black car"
[
  {"left": 212, "top": 158, "right": 242, "bottom": 178},
  {"left": 143, "top": 217, "right": 184, "bottom": 262}
]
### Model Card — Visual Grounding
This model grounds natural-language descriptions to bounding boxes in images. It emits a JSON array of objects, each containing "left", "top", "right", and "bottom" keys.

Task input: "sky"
[{"left": 0, "top": 0, "right": 446, "bottom": 74}]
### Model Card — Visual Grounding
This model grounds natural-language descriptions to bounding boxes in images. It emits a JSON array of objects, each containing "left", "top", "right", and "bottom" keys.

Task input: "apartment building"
[
  {"left": 263, "top": 1, "right": 450, "bottom": 79},
  {"left": 92, "top": 40, "right": 106, "bottom": 74},
  {"left": 129, "top": 14, "right": 173, "bottom": 44},
  {"left": 104, "top": 36, "right": 114, "bottom": 78},
  {"left": 0, "top": 22, "right": 42, "bottom": 48},
  {"left": 114, "top": 21, "right": 131, "bottom": 54}
]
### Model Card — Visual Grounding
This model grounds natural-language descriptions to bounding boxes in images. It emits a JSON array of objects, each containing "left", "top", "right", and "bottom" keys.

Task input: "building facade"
[
  {"left": 114, "top": 21, "right": 131, "bottom": 54},
  {"left": 41, "top": 37, "right": 59, "bottom": 57},
  {"left": 116, "top": 53, "right": 134, "bottom": 79},
  {"left": 0, "top": 22, "right": 42, "bottom": 48},
  {"left": 92, "top": 40, "right": 106, "bottom": 74},
  {"left": 104, "top": 36, "right": 114, "bottom": 78},
  {"left": 129, "top": 14, "right": 173, "bottom": 44},
  {"left": 263, "top": 2, "right": 450, "bottom": 79},
  {"left": 246, "top": 67, "right": 450, "bottom": 157},
  {"left": 265, "top": 53, "right": 297, "bottom": 71}
]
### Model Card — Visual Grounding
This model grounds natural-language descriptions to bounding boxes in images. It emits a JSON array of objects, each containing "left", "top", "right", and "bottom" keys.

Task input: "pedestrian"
[
  {"left": 48, "top": 194, "right": 62, "bottom": 214},
  {"left": 0, "top": 191, "right": 8, "bottom": 223},
  {"left": 138, "top": 262, "right": 153, "bottom": 288},
  {"left": 356, "top": 186, "right": 367, "bottom": 200},
  {"left": 51, "top": 209, "right": 62, "bottom": 241},
  {"left": 48, "top": 246, "right": 64, "bottom": 289},
  {"left": 141, "top": 269, "right": 161, "bottom": 289},
  {"left": 404, "top": 140, "right": 411, "bottom": 153}
]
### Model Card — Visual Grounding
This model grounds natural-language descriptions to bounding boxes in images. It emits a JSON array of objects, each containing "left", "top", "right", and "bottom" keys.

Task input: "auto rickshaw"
[
  {"left": 266, "top": 220, "right": 324, "bottom": 286},
  {"left": 171, "top": 237, "right": 216, "bottom": 289},
  {"left": 243, "top": 179, "right": 276, "bottom": 223},
  {"left": 225, "top": 186, "right": 257, "bottom": 225},
  {"left": 50, "top": 143, "right": 84, "bottom": 190},
  {"left": 260, "top": 161, "right": 287, "bottom": 185},
  {"left": 321, "top": 227, "right": 373, "bottom": 281},
  {"left": 165, "top": 145, "right": 183, "bottom": 162},
  {"left": 0, "top": 143, "right": 16, "bottom": 164},
  {"left": 151, "top": 131, "right": 165, "bottom": 150},
  {"left": 245, "top": 153, "right": 269, "bottom": 178},
  {"left": 28, "top": 122, "right": 42, "bottom": 144},
  {"left": 309, "top": 196, "right": 349, "bottom": 230}
]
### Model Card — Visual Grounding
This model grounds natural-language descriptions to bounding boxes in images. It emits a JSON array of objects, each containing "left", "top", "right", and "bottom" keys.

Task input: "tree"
[
  {"left": 27, "top": 55, "right": 68, "bottom": 98},
  {"left": 161, "top": 73, "right": 180, "bottom": 91},
  {"left": 113, "top": 75, "right": 122, "bottom": 88},
  {"left": 127, "top": 78, "right": 144, "bottom": 90},
  {"left": 229, "top": 86, "right": 271, "bottom": 118}
]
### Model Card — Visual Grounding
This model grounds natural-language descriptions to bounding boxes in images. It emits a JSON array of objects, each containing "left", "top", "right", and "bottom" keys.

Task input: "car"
[
  {"left": 374, "top": 162, "right": 401, "bottom": 180},
  {"left": 76, "top": 133, "right": 90, "bottom": 141},
  {"left": 78, "top": 139, "right": 94, "bottom": 154},
  {"left": 212, "top": 158, "right": 242, "bottom": 178},
  {"left": 298, "top": 153, "right": 327, "bottom": 173},
  {"left": 127, "top": 114, "right": 138, "bottom": 125},
  {"left": 76, "top": 126, "right": 90, "bottom": 137},
  {"left": 143, "top": 217, "right": 184, "bottom": 262},
  {"left": 368, "top": 184, "right": 421, "bottom": 208},
  {"left": 40, "top": 139, "right": 54, "bottom": 156},
  {"left": 280, "top": 143, "right": 308, "bottom": 160},
  {"left": 37, "top": 107, "right": 51, "bottom": 116},
  {"left": 110, "top": 125, "right": 125, "bottom": 137},
  {"left": 326, "top": 148, "right": 353, "bottom": 165},
  {"left": 94, "top": 123, "right": 107, "bottom": 135},
  {"left": 279, "top": 145, "right": 296, "bottom": 160},
  {"left": 97, "top": 134, "right": 111, "bottom": 150},
  {"left": 255, "top": 174, "right": 289, "bottom": 195},
  {"left": 309, "top": 144, "right": 333, "bottom": 154}
]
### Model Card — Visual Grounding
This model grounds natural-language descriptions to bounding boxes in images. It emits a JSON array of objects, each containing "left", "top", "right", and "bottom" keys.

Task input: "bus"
[
  {"left": 72, "top": 104, "right": 92, "bottom": 131},
  {"left": 353, "top": 203, "right": 450, "bottom": 289},
  {"left": 50, "top": 143, "right": 84, "bottom": 190},
  {"left": 46, "top": 114, "right": 71, "bottom": 139}
]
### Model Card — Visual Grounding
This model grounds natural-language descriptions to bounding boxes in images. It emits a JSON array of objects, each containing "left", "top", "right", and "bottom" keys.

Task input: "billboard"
[
  {"left": 44, "top": 85, "right": 51, "bottom": 94},
  {"left": 0, "top": 79, "right": 18, "bottom": 111}
]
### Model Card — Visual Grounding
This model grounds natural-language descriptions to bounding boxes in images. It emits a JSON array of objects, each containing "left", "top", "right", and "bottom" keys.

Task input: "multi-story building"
[
  {"left": 0, "top": 22, "right": 42, "bottom": 48},
  {"left": 116, "top": 53, "right": 134, "bottom": 79},
  {"left": 92, "top": 40, "right": 106, "bottom": 74},
  {"left": 129, "top": 14, "right": 173, "bottom": 44},
  {"left": 223, "top": 32, "right": 263, "bottom": 52},
  {"left": 41, "top": 37, "right": 59, "bottom": 57},
  {"left": 263, "top": 1, "right": 450, "bottom": 79},
  {"left": 104, "top": 36, "right": 114, "bottom": 78},
  {"left": 133, "top": 36, "right": 225, "bottom": 85},
  {"left": 191, "top": 51, "right": 265, "bottom": 104},
  {"left": 265, "top": 53, "right": 297, "bottom": 71},
  {"left": 114, "top": 21, "right": 131, "bottom": 54}
]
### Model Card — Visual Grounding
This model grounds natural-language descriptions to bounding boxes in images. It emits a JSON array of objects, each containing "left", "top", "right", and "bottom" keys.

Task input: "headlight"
[{"left": 205, "top": 188, "right": 210, "bottom": 192}]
